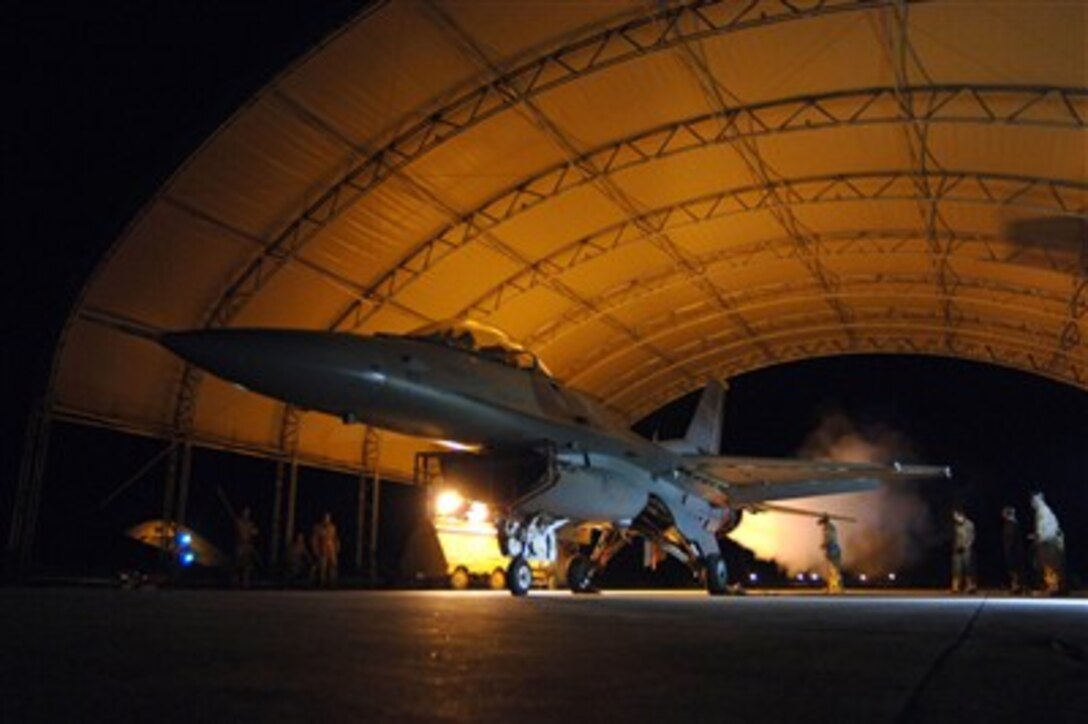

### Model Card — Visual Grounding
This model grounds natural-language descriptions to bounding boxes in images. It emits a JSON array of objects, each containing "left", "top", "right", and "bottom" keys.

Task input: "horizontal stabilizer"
[
  {"left": 748, "top": 502, "right": 857, "bottom": 523},
  {"left": 685, "top": 455, "right": 950, "bottom": 505}
]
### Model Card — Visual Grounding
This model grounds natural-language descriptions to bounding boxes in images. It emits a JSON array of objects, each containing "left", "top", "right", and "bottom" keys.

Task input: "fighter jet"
[{"left": 162, "top": 319, "right": 949, "bottom": 596}]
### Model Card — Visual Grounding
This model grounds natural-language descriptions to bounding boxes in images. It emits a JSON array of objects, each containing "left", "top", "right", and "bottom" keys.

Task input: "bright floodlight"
[
  {"left": 435, "top": 489, "right": 464, "bottom": 517},
  {"left": 466, "top": 501, "right": 489, "bottom": 524},
  {"left": 889, "top": 573, "right": 897, "bottom": 581},
  {"left": 859, "top": 573, "right": 868, "bottom": 582},
  {"left": 748, "top": 573, "right": 758, "bottom": 582},
  {"left": 179, "top": 533, "right": 192, "bottom": 546}
]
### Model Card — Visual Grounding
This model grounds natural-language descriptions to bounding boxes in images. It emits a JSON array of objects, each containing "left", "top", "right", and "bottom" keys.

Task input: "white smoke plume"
[{"left": 728, "top": 413, "right": 935, "bottom": 577}]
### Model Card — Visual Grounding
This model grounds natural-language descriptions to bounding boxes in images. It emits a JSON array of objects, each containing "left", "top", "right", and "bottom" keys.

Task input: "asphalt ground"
[{"left": 1, "top": 588, "right": 1086, "bottom": 722}]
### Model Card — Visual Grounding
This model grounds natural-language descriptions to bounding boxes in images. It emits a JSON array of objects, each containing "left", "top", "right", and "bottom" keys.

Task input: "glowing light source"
[
  {"left": 435, "top": 489, "right": 465, "bottom": 517},
  {"left": 748, "top": 573, "right": 758, "bottom": 582},
  {"left": 888, "top": 573, "right": 897, "bottom": 582},
  {"left": 809, "top": 572, "right": 820, "bottom": 582},
  {"left": 178, "top": 533, "right": 193, "bottom": 546},
  {"left": 436, "top": 440, "right": 481, "bottom": 452},
  {"left": 180, "top": 552, "right": 195, "bottom": 566},
  {"left": 466, "top": 501, "right": 490, "bottom": 524},
  {"left": 859, "top": 573, "right": 868, "bottom": 582}
]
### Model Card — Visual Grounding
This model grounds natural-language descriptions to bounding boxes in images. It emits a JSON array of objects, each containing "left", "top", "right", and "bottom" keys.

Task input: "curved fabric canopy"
[{"left": 53, "top": 0, "right": 1087, "bottom": 478}]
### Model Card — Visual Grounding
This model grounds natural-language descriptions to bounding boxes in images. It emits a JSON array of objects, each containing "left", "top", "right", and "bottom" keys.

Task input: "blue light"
[
  {"left": 181, "top": 552, "right": 195, "bottom": 566},
  {"left": 178, "top": 533, "right": 193, "bottom": 546}
]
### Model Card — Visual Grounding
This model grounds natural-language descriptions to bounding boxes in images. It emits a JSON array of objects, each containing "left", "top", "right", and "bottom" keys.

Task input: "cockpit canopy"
[{"left": 407, "top": 319, "right": 552, "bottom": 376}]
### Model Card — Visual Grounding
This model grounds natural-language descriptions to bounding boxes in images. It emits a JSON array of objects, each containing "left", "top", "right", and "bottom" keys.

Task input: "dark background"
[{"left": 3, "top": 1, "right": 1085, "bottom": 588}]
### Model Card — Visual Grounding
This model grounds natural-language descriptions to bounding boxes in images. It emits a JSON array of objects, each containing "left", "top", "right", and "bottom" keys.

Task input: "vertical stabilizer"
[{"left": 661, "top": 380, "right": 726, "bottom": 455}]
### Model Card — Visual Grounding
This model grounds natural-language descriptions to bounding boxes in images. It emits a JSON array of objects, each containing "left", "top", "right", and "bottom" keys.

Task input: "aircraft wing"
[{"left": 684, "top": 456, "right": 950, "bottom": 506}]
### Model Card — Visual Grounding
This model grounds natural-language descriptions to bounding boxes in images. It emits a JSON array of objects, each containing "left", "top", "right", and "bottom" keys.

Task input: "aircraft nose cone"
[
  {"left": 158, "top": 328, "right": 345, "bottom": 391},
  {"left": 160, "top": 328, "right": 392, "bottom": 417},
  {"left": 160, "top": 329, "right": 268, "bottom": 378}
]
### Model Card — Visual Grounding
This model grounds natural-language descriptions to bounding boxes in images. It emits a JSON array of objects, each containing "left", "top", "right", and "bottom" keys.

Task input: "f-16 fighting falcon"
[{"left": 162, "top": 319, "right": 949, "bottom": 596}]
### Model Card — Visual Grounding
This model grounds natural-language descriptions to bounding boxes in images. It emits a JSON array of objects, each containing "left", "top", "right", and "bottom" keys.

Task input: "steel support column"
[
  {"left": 5, "top": 402, "right": 51, "bottom": 580},
  {"left": 284, "top": 459, "right": 299, "bottom": 554},
  {"left": 270, "top": 461, "right": 286, "bottom": 568},
  {"left": 361, "top": 427, "right": 381, "bottom": 581}
]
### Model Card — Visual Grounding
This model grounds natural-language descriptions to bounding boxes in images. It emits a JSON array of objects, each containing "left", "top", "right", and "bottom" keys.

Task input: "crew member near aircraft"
[
  {"left": 234, "top": 506, "right": 259, "bottom": 589},
  {"left": 286, "top": 531, "right": 312, "bottom": 587},
  {"left": 1001, "top": 506, "right": 1026, "bottom": 594},
  {"left": 312, "top": 513, "right": 341, "bottom": 588},
  {"left": 1030, "top": 492, "right": 1067, "bottom": 595},
  {"left": 951, "top": 509, "right": 977, "bottom": 594},
  {"left": 818, "top": 514, "right": 844, "bottom": 594}
]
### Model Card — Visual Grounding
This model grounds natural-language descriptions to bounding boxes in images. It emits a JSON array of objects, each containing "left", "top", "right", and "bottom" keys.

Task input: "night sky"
[{"left": 3, "top": 2, "right": 1086, "bottom": 587}]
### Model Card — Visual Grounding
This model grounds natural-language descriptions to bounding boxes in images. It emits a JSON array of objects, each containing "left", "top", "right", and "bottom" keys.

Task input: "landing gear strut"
[{"left": 498, "top": 515, "right": 567, "bottom": 596}]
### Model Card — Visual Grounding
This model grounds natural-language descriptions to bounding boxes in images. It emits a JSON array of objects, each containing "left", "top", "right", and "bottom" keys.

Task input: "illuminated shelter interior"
[{"left": 12, "top": 1, "right": 1086, "bottom": 571}]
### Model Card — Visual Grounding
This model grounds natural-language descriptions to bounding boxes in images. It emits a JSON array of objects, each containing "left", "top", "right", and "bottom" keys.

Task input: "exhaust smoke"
[{"left": 728, "top": 413, "right": 936, "bottom": 577}]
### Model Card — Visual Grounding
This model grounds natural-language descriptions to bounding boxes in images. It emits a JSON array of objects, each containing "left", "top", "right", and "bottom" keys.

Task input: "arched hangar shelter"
[{"left": 11, "top": 1, "right": 1087, "bottom": 573}]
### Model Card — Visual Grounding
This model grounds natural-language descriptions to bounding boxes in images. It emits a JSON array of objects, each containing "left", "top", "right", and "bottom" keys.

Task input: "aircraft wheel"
[
  {"left": 450, "top": 567, "right": 471, "bottom": 590},
  {"left": 705, "top": 554, "right": 728, "bottom": 596},
  {"left": 507, "top": 557, "right": 532, "bottom": 597},
  {"left": 567, "top": 554, "right": 595, "bottom": 594},
  {"left": 489, "top": 568, "right": 507, "bottom": 590}
]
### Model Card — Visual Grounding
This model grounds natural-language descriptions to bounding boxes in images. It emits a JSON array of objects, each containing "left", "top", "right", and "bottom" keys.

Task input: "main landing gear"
[
  {"left": 506, "top": 557, "right": 533, "bottom": 597},
  {"left": 704, "top": 553, "right": 728, "bottom": 596}
]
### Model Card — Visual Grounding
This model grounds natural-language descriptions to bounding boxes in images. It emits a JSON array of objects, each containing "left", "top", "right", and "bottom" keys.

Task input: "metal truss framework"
[
  {"left": 159, "top": 0, "right": 1082, "bottom": 506},
  {"left": 328, "top": 84, "right": 1086, "bottom": 333},
  {"left": 520, "top": 228, "right": 1077, "bottom": 351},
  {"left": 454, "top": 169, "right": 1086, "bottom": 317},
  {"left": 627, "top": 327, "right": 1088, "bottom": 422},
  {"left": 199, "top": 0, "right": 927, "bottom": 337},
  {"left": 558, "top": 267, "right": 1079, "bottom": 390},
  {"left": 572, "top": 265, "right": 1085, "bottom": 401}
]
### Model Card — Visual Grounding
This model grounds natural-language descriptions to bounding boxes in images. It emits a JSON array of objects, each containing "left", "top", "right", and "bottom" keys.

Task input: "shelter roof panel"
[
  {"left": 477, "top": 287, "right": 578, "bottom": 348},
  {"left": 605, "top": 144, "right": 767, "bottom": 212},
  {"left": 296, "top": 412, "right": 364, "bottom": 471},
  {"left": 391, "top": 243, "right": 523, "bottom": 321},
  {"left": 229, "top": 263, "right": 357, "bottom": 330},
  {"left": 539, "top": 317, "right": 628, "bottom": 380},
  {"left": 192, "top": 376, "right": 282, "bottom": 450},
  {"left": 54, "top": 323, "right": 177, "bottom": 426},
  {"left": 301, "top": 182, "right": 456, "bottom": 289},
  {"left": 167, "top": 95, "right": 349, "bottom": 240},
  {"left": 570, "top": 341, "right": 660, "bottom": 393},
  {"left": 666, "top": 210, "right": 789, "bottom": 259},
  {"left": 693, "top": 13, "right": 890, "bottom": 103},
  {"left": 750, "top": 125, "right": 909, "bottom": 180},
  {"left": 531, "top": 54, "right": 712, "bottom": 151},
  {"left": 436, "top": 0, "right": 644, "bottom": 65},
  {"left": 556, "top": 238, "right": 675, "bottom": 301},
  {"left": 935, "top": 204, "right": 1018, "bottom": 242},
  {"left": 404, "top": 111, "right": 569, "bottom": 212},
  {"left": 926, "top": 125, "right": 1087, "bottom": 183},
  {"left": 973, "top": 259, "right": 1074, "bottom": 299},
  {"left": 605, "top": 288, "right": 713, "bottom": 340},
  {"left": 275, "top": 1, "right": 482, "bottom": 150},
  {"left": 482, "top": 182, "right": 632, "bottom": 261},
  {"left": 910, "top": 3, "right": 1088, "bottom": 87},
  {"left": 348, "top": 303, "right": 432, "bottom": 337},
  {"left": 84, "top": 203, "right": 256, "bottom": 330},
  {"left": 787, "top": 199, "right": 927, "bottom": 238}
]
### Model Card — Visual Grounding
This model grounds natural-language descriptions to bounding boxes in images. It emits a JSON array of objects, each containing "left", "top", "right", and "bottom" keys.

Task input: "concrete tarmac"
[{"left": 1, "top": 588, "right": 1086, "bottom": 722}]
